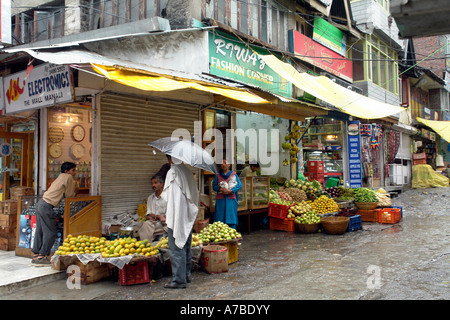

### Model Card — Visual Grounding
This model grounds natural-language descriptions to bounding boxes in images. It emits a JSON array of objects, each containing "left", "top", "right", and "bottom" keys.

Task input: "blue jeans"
[{"left": 167, "top": 228, "right": 192, "bottom": 285}]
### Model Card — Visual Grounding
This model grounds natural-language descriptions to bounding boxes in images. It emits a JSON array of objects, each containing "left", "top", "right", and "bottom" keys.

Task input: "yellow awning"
[
  {"left": 259, "top": 54, "right": 406, "bottom": 119},
  {"left": 416, "top": 117, "right": 450, "bottom": 143},
  {"left": 91, "top": 64, "right": 270, "bottom": 104}
]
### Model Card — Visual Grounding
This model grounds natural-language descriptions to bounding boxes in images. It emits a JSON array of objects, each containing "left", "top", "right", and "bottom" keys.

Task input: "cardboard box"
[
  {"left": 193, "top": 219, "right": 209, "bottom": 233},
  {"left": 102, "top": 222, "right": 122, "bottom": 236},
  {"left": 413, "top": 152, "right": 426, "bottom": 160},
  {"left": 201, "top": 245, "right": 228, "bottom": 274},
  {"left": 197, "top": 206, "right": 205, "bottom": 221}
]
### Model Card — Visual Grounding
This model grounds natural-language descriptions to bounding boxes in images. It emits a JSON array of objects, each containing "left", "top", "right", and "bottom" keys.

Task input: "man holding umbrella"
[
  {"left": 163, "top": 155, "right": 199, "bottom": 289},
  {"left": 149, "top": 137, "right": 217, "bottom": 288}
]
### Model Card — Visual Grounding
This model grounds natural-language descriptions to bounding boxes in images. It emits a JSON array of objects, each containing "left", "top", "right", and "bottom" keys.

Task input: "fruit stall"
[
  {"left": 49, "top": 220, "right": 243, "bottom": 285},
  {"left": 268, "top": 178, "right": 402, "bottom": 235},
  {"left": 47, "top": 178, "right": 402, "bottom": 287}
]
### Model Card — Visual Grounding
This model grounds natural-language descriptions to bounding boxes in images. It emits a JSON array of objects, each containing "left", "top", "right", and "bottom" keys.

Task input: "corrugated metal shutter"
[{"left": 99, "top": 93, "right": 199, "bottom": 220}]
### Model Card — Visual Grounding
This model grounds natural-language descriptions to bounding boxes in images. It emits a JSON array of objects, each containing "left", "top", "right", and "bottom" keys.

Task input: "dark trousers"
[
  {"left": 32, "top": 199, "right": 57, "bottom": 256},
  {"left": 167, "top": 228, "right": 192, "bottom": 285}
]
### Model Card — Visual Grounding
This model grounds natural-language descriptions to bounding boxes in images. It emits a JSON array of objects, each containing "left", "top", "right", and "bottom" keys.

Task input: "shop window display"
[
  {"left": 47, "top": 107, "right": 92, "bottom": 192},
  {"left": 360, "top": 123, "right": 383, "bottom": 187},
  {"left": 301, "top": 118, "right": 344, "bottom": 186}
]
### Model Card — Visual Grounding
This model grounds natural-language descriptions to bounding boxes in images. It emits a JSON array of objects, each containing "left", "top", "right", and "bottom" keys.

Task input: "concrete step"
[{"left": 0, "top": 251, "right": 65, "bottom": 297}]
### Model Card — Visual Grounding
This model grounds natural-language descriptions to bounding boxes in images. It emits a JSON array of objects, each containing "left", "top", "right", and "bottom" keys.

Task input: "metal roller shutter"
[{"left": 99, "top": 92, "right": 199, "bottom": 220}]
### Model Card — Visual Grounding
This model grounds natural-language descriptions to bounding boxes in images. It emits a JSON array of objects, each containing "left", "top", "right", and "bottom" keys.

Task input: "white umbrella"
[{"left": 148, "top": 137, "right": 219, "bottom": 174}]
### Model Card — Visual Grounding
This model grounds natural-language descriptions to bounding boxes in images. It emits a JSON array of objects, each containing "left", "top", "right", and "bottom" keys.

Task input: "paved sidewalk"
[{"left": 0, "top": 251, "right": 64, "bottom": 297}]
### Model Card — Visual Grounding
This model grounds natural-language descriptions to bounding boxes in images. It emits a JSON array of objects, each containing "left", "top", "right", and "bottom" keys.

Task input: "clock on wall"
[
  {"left": 49, "top": 143, "right": 63, "bottom": 159},
  {"left": 71, "top": 125, "right": 85, "bottom": 142},
  {"left": 49, "top": 127, "right": 64, "bottom": 143},
  {"left": 71, "top": 143, "right": 85, "bottom": 159}
]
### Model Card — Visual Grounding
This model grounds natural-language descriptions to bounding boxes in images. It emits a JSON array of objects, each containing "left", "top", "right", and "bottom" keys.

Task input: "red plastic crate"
[
  {"left": 268, "top": 203, "right": 292, "bottom": 219},
  {"left": 119, "top": 261, "right": 150, "bottom": 285},
  {"left": 413, "top": 159, "right": 427, "bottom": 165},
  {"left": 269, "top": 217, "right": 295, "bottom": 232},
  {"left": 307, "top": 172, "right": 324, "bottom": 186},
  {"left": 378, "top": 208, "right": 402, "bottom": 224},
  {"left": 308, "top": 161, "right": 324, "bottom": 173},
  {"left": 357, "top": 209, "right": 381, "bottom": 222}
]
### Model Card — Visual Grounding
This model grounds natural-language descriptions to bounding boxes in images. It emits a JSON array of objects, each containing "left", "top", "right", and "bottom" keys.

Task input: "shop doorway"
[{"left": 0, "top": 131, "right": 34, "bottom": 200}]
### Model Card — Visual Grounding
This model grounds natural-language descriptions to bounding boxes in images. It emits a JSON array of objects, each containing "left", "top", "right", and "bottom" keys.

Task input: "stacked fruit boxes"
[{"left": 0, "top": 200, "right": 18, "bottom": 251}]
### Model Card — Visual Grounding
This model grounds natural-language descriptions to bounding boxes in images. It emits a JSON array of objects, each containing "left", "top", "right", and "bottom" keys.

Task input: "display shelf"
[
  {"left": 208, "top": 176, "right": 247, "bottom": 213},
  {"left": 246, "top": 176, "right": 270, "bottom": 210},
  {"left": 15, "top": 195, "right": 102, "bottom": 258}
]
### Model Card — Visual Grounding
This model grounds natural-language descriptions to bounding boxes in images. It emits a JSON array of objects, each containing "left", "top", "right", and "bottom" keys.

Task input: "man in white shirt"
[
  {"left": 163, "top": 156, "right": 199, "bottom": 289},
  {"left": 138, "top": 175, "right": 168, "bottom": 242}
]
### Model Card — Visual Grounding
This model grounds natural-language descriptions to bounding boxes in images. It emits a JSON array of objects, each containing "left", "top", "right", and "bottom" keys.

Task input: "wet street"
[{"left": 3, "top": 187, "right": 449, "bottom": 303}]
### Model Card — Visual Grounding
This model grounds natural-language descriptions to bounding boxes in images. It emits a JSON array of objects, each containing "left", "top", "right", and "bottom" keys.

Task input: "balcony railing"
[{"left": 11, "top": 0, "right": 163, "bottom": 45}]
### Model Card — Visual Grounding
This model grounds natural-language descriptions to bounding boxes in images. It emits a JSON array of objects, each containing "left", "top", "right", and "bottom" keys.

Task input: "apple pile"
[
  {"left": 198, "top": 221, "right": 242, "bottom": 243},
  {"left": 288, "top": 200, "right": 313, "bottom": 216},
  {"left": 294, "top": 210, "right": 321, "bottom": 224}
]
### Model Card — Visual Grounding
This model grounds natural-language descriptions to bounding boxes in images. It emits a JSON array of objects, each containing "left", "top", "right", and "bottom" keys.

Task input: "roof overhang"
[{"left": 391, "top": 0, "right": 450, "bottom": 38}]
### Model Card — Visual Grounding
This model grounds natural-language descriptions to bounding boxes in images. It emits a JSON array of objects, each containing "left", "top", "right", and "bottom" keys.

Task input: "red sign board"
[{"left": 289, "top": 30, "right": 353, "bottom": 82}]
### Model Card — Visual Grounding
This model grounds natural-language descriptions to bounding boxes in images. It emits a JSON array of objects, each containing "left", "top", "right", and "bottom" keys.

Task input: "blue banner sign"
[{"left": 347, "top": 121, "right": 362, "bottom": 188}]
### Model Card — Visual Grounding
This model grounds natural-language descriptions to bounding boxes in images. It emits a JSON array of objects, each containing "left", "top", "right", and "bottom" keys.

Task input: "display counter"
[
  {"left": 208, "top": 176, "right": 248, "bottom": 213},
  {"left": 15, "top": 195, "right": 102, "bottom": 258},
  {"left": 246, "top": 176, "right": 270, "bottom": 209}
]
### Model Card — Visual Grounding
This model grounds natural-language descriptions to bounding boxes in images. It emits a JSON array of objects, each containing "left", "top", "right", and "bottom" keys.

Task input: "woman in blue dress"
[{"left": 212, "top": 160, "right": 242, "bottom": 229}]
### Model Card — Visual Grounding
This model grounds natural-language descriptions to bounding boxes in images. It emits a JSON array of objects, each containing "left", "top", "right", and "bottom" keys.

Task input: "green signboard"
[
  {"left": 312, "top": 16, "right": 346, "bottom": 56},
  {"left": 208, "top": 31, "right": 292, "bottom": 98}
]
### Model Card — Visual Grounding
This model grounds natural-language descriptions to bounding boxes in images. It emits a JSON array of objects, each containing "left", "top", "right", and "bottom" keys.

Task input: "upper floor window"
[
  {"left": 12, "top": 7, "right": 64, "bottom": 44},
  {"left": 206, "top": 0, "right": 288, "bottom": 51},
  {"left": 11, "top": 0, "right": 161, "bottom": 45},
  {"left": 352, "top": 34, "right": 399, "bottom": 95}
]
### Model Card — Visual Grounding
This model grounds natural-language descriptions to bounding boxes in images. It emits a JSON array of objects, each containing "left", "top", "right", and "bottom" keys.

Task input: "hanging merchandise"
[{"left": 370, "top": 124, "right": 382, "bottom": 150}]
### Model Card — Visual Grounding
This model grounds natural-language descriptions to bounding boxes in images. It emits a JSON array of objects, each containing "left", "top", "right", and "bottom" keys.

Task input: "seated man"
[
  {"left": 240, "top": 162, "right": 260, "bottom": 178},
  {"left": 138, "top": 175, "right": 168, "bottom": 242}
]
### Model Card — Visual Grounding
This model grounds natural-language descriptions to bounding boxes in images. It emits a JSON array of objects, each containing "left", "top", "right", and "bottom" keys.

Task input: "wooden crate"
[
  {"left": 222, "top": 241, "right": 238, "bottom": 264},
  {"left": 0, "top": 237, "right": 16, "bottom": 251},
  {"left": 0, "top": 200, "right": 18, "bottom": 215},
  {"left": 10, "top": 187, "right": 34, "bottom": 200},
  {"left": 0, "top": 226, "right": 16, "bottom": 238},
  {"left": 68, "top": 260, "right": 113, "bottom": 285},
  {"left": 0, "top": 213, "right": 17, "bottom": 228}
]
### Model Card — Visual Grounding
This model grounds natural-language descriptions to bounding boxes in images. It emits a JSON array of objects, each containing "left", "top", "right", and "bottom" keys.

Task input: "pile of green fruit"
[
  {"left": 198, "top": 221, "right": 242, "bottom": 243},
  {"left": 288, "top": 200, "right": 313, "bottom": 216},
  {"left": 283, "top": 179, "right": 322, "bottom": 200},
  {"left": 294, "top": 210, "right": 321, "bottom": 224},
  {"left": 269, "top": 189, "right": 294, "bottom": 206}
]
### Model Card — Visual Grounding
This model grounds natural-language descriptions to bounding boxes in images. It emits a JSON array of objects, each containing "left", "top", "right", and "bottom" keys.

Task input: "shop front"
[{"left": 0, "top": 61, "right": 104, "bottom": 255}]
